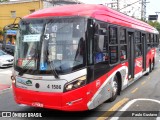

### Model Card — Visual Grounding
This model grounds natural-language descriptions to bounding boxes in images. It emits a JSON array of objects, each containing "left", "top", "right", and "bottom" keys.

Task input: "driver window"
[{"left": 94, "top": 20, "right": 108, "bottom": 64}]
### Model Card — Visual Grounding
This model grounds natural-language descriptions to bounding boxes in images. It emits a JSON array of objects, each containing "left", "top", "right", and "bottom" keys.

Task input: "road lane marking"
[
  {"left": 148, "top": 76, "right": 151, "bottom": 80},
  {"left": 0, "top": 84, "right": 10, "bottom": 91},
  {"left": 131, "top": 88, "right": 138, "bottom": 94},
  {"left": 141, "top": 81, "right": 146, "bottom": 85},
  {"left": 110, "top": 98, "right": 160, "bottom": 120},
  {"left": 97, "top": 98, "right": 129, "bottom": 120},
  {"left": 0, "top": 87, "right": 11, "bottom": 94},
  {"left": 0, "top": 85, "right": 12, "bottom": 94}
]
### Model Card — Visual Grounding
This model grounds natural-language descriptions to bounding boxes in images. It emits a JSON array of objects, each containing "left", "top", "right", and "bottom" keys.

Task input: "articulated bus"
[{"left": 12, "top": 4, "right": 159, "bottom": 111}]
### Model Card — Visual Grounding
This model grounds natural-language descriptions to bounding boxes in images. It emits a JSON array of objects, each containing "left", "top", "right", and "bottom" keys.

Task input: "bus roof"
[{"left": 24, "top": 4, "right": 158, "bottom": 34}]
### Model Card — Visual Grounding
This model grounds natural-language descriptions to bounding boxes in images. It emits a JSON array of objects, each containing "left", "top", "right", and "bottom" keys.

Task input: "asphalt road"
[
  {"left": 0, "top": 52, "right": 160, "bottom": 120},
  {"left": 0, "top": 67, "right": 12, "bottom": 90}
]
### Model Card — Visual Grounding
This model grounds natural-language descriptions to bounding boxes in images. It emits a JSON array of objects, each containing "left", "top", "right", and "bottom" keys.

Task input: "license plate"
[{"left": 32, "top": 102, "right": 43, "bottom": 107}]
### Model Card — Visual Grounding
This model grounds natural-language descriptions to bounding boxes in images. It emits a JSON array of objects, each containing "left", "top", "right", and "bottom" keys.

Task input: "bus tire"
[
  {"left": 152, "top": 59, "right": 155, "bottom": 70},
  {"left": 149, "top": 60, "right": 152, "bottom": 73},
  {"left": 145, "top": 61, "right": 151, "bottom": 75},
  {"left": 145, "top": 70, "right": 149, "bottom": 75},
  {"left": 109, "top": 75, "right": 118, "bottom": 102}
]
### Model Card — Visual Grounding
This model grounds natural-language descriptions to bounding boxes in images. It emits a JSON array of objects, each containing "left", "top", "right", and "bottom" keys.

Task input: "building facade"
[
  {"left": 0, "top": 0, "right": 84, "bottom": 47},
  {"left": 0, "top": 0, "right": 42, "bottom": 43},
  {"left": 0, "top": 0, "right": 42, "bottom": 31}
]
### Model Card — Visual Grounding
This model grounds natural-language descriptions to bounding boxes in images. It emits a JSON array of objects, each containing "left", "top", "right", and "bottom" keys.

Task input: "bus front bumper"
[{"left": 12, "top": 84, "right": 89, "bottom": 111}]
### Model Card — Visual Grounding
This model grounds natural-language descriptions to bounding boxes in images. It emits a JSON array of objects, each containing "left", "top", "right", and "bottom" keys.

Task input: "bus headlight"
[{"left": 64, "top": 75, "right": 86, "bottom": 92}]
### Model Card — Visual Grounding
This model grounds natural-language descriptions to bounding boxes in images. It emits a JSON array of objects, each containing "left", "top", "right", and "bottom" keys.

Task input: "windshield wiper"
[
  {"left": 47, "top": 60, "right": 59, "bottom": 79},
  {"left": 40, "top": 42, "right": 59, "bottom": 79},
  {"left": 41, "top": 22, "right": 59, "bottom": 79}
]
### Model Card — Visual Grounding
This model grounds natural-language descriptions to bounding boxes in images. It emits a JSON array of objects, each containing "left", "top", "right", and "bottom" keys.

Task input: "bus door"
[
  {"left": 128, "top": 32, "right": 135, "bottom": 80},
  {"left": 142, "top": 33, "right": 146, "bottom": 71}
]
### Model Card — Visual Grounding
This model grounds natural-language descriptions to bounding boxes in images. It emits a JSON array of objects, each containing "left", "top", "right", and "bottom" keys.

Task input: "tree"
[
  {"left": 0, "top": 0, "right": 9, "bottom": 2},
  {"left": 0, "top": 30, "right": 3, "bottom": 35},
  {"left": 148, "top": 21, "right": 160, "bottom": 32}
]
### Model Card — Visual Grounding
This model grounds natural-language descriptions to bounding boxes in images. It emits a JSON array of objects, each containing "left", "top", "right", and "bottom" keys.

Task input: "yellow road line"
[
  {"left": 97, "top": 98, "right": 129, "bottom": 120},
  {"left": 141, "top": 81, "right": 146, "bottom": 85},
  {"left": 131, "top": 88, "right": 138, "bottom": 94}
]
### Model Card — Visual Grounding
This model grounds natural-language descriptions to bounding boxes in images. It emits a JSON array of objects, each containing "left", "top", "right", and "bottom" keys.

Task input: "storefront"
[
  {"left": 2, "top": 29, "right": 17, "bottom": 55},
  {"left": 6, "top": 30, "right": 17, "bottom": 45}
]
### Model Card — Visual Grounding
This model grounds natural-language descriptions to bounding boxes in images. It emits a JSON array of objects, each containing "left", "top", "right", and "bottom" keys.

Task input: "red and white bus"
[{"left": 12, "top": 4, "right": 159, "bottom": 111}]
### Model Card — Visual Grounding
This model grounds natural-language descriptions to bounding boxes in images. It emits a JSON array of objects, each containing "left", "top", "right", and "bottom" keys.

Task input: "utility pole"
[
  {"left": 106, "top": 2, "right": 117, "bottom": 10},
  {"left": 117, "top": 0, "right": 119, "bottom": 11},
  {"left": 141, "top": 0, "right": 149, "bottom": 21},
  {"left": 107, "top": 0, "right": 119, "bottom": 11},
  {"left": 141, "top": 0, "right": 145, "bottom": 21}
]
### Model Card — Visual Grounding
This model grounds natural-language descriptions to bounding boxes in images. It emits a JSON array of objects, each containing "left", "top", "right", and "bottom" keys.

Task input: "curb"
[{"left": 0, "top": 85, "right": 12, "bottom": 93}]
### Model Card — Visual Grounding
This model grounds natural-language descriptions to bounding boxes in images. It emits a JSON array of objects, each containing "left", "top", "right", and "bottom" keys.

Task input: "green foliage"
[
  {"left": 148, "top": 21, "right": 160, "bottom": 32},
  {"left": 0, "top": 30, "right": 3, "bottom": 35},
  {"left": 0, "top": 0, "right": 9, "bottom": 2},
  {"left": 0, "top": 30, "right": 5, "bottom": 35}
]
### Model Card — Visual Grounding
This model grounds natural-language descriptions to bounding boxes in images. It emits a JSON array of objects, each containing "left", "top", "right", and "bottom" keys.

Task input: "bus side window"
[
  {"left": 94, "top": 35, "right": 104, "bottom": 63},
  {"left": 135, "top": 45, "right": 142, "bottom": 57},
  {"left": 135, "top": 31, "right": 142, "bottom": 57},
  {"left": 147, "top": 33, "right": 151, "bottom": 51},
  {"left": 120, "top": 28, "right": 127, "bottom": 61},
  {"left": 109, "top": 26, "right": 118, "bottom": 64},
  {"left": 109, "top": 27, "right": 117, "bottom": 44},
  {"left": 93, "top": 21, "right": 108, "bottom": 64},
  {"left": 120, "top": 46, "right": 127, "bottom": 61},
  {"left": 109, "top": 46, "right": 118, "bottom": 64},
  {"left": 151, "top": 34, "right": 154, "bottom": 44}
]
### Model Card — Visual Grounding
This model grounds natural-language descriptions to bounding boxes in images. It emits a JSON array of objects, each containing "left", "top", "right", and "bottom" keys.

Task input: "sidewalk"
[{"left": 0, "top": 84, "right": 10, "bottom": 91}]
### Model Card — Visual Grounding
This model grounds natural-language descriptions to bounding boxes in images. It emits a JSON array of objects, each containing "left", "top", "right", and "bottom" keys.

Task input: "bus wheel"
[
  {"left": 151, "top": 60, "right": 155, "bottom": 70},
  {"left": 149, "top": 61, "right": 152, "bottom": 73},
  {"left": 145, "top": 70, "right": 149, "bottom": 75},
  {"left": 146, "top": 61, "right": 151, "bottom": 75},
  {"left": 109, "top": 75, "right": 118, "bottom": 102}
]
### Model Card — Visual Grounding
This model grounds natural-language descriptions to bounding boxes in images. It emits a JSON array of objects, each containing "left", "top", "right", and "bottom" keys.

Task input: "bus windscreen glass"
[{"left": 15, "top": 17, "right": 86, "bottom": 74}]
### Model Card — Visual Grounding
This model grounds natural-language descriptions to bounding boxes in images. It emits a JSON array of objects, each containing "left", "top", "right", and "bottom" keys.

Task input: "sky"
[
  {"left": 9, "top": 0, "right": 160, "bottom": 21},
  {"left": 79, "top": 0, "right": 160, "bottom": 21},
  {"left": 146, "top": 0, "right": 160, "bottom": 21},
  {"left": 79, "top": 0, "right": 105, "bottom": 4}
]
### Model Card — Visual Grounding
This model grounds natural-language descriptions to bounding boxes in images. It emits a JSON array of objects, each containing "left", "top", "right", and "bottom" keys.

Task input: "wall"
[
  {"left": 0, "top": 0, "right": 42, "bottom": 31},
  {"left": 0, "top": 0, "right": 42, "bottom": 43}
]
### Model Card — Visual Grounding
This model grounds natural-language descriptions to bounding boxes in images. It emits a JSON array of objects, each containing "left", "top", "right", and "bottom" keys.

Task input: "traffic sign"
[
  {"left": 6, "top": 30, "right": 17, "bottom": 35},
  {"left": 148, "top": 15, "right": 158, "bottom": 20}
]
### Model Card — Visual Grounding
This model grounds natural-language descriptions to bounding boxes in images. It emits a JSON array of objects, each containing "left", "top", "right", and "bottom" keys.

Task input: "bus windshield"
[{"left": 15, "top": 17, "right": 86, "bottom": 75}]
